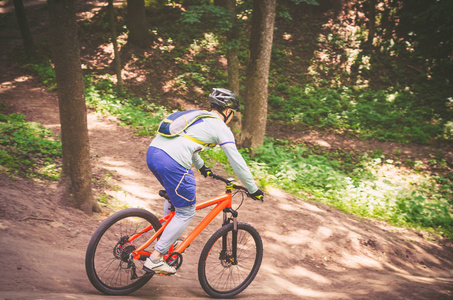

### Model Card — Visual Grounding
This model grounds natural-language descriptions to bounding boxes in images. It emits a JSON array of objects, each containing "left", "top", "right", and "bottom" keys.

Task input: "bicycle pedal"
[
  {"left": 143, "top": 266, "right": 156, "bottom": 275},
  {"left": 143, "top": 271, "right": 155, "bottom": 278},
  {"left": 144, "top": 269, "right": 174, "bottom": 277},
  {"left": 158, "top": 273, "right": 175, "bottom": 277}
]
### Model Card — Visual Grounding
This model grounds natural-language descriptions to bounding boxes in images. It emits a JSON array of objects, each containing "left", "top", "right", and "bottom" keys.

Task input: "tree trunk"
[
  {"left": 47, "top": 0, "right": 100, "bottom": 214},
  {"left": 225, "top": 0, "right": 240, "bottom": 96},
  {"left": 225, "top": 0, "right": 242, "bottom": 141},
  {"left": 108, "top": 0, "right": 122, "bottom": 90},
  {"left": 242, "top": 0, "right": 276, "bottom": 149},
  {"left": 126, "top": 0, "right": 150, "bottom": 48},
  {"left": 366, "top": 0, "right": 377, "bottom": 46},
  {"left": 13, "top": 0, "right": 34, "bottom": 57}
]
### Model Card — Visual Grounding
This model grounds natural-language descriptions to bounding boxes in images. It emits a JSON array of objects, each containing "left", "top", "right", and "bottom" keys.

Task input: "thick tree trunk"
[
  {"left": 126, "top": 0, "right": 150, "bottom": 48},
  {"left": 13, "top": 0, "right": 34, "bottom": 57},
  {"left": 108, "top": 0, "right": 122, "bottom": 90},
  {"left": 225, "top": 0, "right": 242, "bottom": 141},
  {"left": 242, "top": 0, "right": 276, "bottom": 149},
  {"left": 225, "top": 0, "right": 240, "bottom": 96},
  {"left": 48, "top": 0, "right": 100, "bottom": 214},
  {"left": 366, "top": 0, "right": 377, "bottom": 46}
]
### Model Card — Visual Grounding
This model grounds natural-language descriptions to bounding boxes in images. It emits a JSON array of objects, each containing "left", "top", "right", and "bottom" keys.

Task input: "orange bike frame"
[{"left": 130, "top": 191, "right": 233, "bottom": 260}]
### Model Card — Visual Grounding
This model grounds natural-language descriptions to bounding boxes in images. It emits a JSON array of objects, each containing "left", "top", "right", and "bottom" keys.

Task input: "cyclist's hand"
[
  {"left": 198, "top": 165, "right": 212, "bottom": 178},
  {"left": 250, "top": 189, "right": 264, "bottom": 201}
]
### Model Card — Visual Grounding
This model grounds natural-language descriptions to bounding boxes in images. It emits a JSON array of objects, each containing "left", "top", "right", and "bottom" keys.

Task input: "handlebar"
[
  {"left": 208, "top": 172, "right": 248, "bottom": 192},
  {"left": 208, "top": 172, "right": 263, "bottom": 202}
]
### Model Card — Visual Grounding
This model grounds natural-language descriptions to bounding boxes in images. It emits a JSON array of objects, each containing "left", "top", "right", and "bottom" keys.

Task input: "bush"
[
  {"left": 268, "top": 84, "right": 448, "bottom": 144},
  {"left": 84, "top": 77, "right": 169, "bottom": 135},
  {"left": 0, "top": 113, "right": 61, "bottom": 180},
  {"left": 237, "top": 138, "right": 453, "bottom": 238}
]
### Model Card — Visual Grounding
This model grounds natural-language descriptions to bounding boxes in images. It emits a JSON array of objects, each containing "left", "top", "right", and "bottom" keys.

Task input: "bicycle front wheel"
[
  {"left": 85, "top": 208, "right": 162, "bottom": 295},
  {"left": 198, "top": 222, "right": 263, "bottom": 298}
]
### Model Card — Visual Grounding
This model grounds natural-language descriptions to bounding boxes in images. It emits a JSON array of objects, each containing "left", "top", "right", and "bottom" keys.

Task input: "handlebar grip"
[
  {"left": 208, "top": 172, "right": 250, "bottom": 195},
  {"left": 208, "top": 172, "right": 229, "bottom": 184}
]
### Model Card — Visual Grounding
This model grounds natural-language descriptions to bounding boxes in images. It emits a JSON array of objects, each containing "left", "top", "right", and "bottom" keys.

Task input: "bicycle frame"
[{"left": 130, "top": 190, "right": 235, "bottom": 261}]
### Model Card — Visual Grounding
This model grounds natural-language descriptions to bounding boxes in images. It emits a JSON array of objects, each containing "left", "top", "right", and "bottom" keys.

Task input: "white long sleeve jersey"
[{"left": 150, "top": 113, "right": 258, "bottom": 193}]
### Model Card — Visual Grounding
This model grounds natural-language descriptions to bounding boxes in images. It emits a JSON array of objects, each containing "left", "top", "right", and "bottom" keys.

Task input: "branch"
[{"left": 21, "top": 216, "right": 54, "bottom": 222}]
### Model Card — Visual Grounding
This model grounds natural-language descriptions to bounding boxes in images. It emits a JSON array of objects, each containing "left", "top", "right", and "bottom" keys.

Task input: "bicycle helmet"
[{"left": 208, "top": 88, "right": 240, "bottom": 111}]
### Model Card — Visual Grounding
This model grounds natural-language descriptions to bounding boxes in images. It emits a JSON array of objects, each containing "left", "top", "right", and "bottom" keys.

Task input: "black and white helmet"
[{"left": 208, "top": 88, "right": 240, "bottom": 111}]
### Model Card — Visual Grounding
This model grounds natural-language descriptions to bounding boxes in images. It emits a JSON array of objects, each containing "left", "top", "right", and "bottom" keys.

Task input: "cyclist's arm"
[
  {"left": 192, "top": 151, "right": 205, "bottom": 170},
  {"left": 221, "top": 142, "right": 258, "bottom": 193}
]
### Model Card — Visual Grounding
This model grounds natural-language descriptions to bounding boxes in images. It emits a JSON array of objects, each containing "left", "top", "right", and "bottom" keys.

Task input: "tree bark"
[
  {"left": 242, "top": 0, "right": 276, "bottom": 149},
  {"left": 108, "top": 0, "right": 122, "bottom": 90},
  {"left": 126, "top": 0, "right": 150, "bottom": 48},
  {"left": 13, "top": 0, "right": 34, "bottom": 57},
  {"left": 225, "top": 0, "right": 242, "bottom": 141},
  {"left": 366, "top": 0, "right": 377, "bottom": 46},
  {"left": 225, "top": 0, "right": 240, "bottom": 96},
  {"left": 47, "top": 0, "right": 100, "bottom": 214}
]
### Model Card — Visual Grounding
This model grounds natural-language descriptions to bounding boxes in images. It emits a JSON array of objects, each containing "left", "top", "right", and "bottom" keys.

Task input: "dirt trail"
[
  {"left": 1, "top": 0, "right": 453, "bottom": 297},
  {"left": 1, "top": 63, "right": 453, "bottom": 300}
]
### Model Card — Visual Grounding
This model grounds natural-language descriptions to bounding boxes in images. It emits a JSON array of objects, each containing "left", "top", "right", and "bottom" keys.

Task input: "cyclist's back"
[{"left": 151, "top": 114, "right": 257, "bottom": 193}]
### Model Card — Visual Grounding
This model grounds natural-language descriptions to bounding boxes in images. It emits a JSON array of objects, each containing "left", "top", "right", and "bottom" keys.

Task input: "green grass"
[
  {"left": 201, "top": 137, "right": 453, "bottom": 238},
  {"left": 268, "top": 84, "right": 451, "bottom": 144},
  {"left": 84, "top": 76, "right": 169, "bottom": 135},
  {"left": 23, "top": 61, "right": 57, "bottom": 90},
  {"left": 249, "top": 138, "right": 453, "bottom": 238},
  {"left": 0, "top": 113, "right": 62, "bottom": 180}
]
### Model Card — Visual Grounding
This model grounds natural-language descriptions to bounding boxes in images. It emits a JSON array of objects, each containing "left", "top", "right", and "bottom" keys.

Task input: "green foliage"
[
  {"left": 395, "top": 190, "right": 453, "bottom": 232},
  {"left": 290, "top": 0, "right": 319, "bottom": 5},
  {"left": 241, "top": 138, "right": 453, "bottom": 238},
  {"left": 0, "top": 113, "right": 61, "bottom": 180},
  {"left": 180, "top": 2, "right": 233, "bottom": 33},
  {"left": 23, "top": 61, "right": 56, "bottom": 89},
  {"left": 84, "top": 76, "right": 169, "bottom": 135},
  {"left": 269, "top": 84, "right": 449, "bottom": 144},
  {"left": 396, "top": 0, "right": 453, "bottom": 82},
  {"left": 267, "top": 0, "right": 453, "bottom": 146}
]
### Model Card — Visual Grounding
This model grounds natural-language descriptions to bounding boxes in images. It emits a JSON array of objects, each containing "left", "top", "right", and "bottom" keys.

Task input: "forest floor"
[{"left": 1, "top": 1, "right": 453, "bottom": 299}]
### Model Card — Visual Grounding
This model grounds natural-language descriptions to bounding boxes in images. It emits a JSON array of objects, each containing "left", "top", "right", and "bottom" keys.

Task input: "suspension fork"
[{"left": 222, "top": 208, "right": 238, "bottom": 265}]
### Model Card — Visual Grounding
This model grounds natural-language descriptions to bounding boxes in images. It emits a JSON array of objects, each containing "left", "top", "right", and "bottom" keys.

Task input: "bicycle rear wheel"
[
  {"left": 198, "top": 222, "right": 263, "bottom": 298},
  {"left": 85, "top": 208, "right": 161, "bottom": 295}
]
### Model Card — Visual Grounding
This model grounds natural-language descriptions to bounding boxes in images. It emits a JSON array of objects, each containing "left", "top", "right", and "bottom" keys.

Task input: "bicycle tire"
[
  {"left": 198, "top": 222, "right": 263, "bottom": 298},
  {"left": 85, "top": 208, "right": 162, "bottom": 295}
]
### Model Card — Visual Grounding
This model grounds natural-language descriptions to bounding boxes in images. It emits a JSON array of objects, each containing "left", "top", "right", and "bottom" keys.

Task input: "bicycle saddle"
[{"left": 159, "top": 190, "right": 170, "bottom": 200}]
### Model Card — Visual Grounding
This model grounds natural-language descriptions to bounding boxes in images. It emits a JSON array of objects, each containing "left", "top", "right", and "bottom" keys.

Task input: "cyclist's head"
[{"left": 208, "top": 88, "right": 240, "bottom": 112}]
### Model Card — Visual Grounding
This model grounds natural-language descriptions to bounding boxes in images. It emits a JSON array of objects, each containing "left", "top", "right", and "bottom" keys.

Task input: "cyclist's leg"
[
  {"left": 146, "top": 147, "right": 165, "bottom": 185},
  {"left": 147, "top": 146, "right": 184, "bottom": 216},
  {"left": 144, "top": 204, "right": 195, "bottom": 275},
  {"left": 154, "top": 168, "right": 197, "bottom": 253},
  {"left": 147, "top": 146, "right": 167, "bottom": 215},
  {"left": 154, "top": 204, "right": 195, "bottom": 254},
  {"left": 145, "top": 147, "right": 197, "bottom": 273},
  {"left": 163, "top": 199, "right": 172, "bottom": 216}
]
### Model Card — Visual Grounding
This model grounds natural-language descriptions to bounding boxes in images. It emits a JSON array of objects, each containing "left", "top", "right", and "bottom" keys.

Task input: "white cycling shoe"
[{"left": 143, "top": 257, "right": 176, "bottom": 275}]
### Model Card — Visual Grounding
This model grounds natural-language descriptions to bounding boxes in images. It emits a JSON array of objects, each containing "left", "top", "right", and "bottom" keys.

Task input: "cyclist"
[{"left": 144, "top": 88, "right": 264, "bottom": 275}]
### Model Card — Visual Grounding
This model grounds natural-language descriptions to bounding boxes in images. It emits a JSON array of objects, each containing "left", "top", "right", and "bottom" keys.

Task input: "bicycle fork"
[{"left": 222, "top": 208, "right": 238, "bottom": 265}]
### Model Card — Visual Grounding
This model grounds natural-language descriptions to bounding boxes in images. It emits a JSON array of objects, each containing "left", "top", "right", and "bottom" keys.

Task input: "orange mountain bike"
[{"left": 85, "top": 173, "right": 263, "bottom": 298}]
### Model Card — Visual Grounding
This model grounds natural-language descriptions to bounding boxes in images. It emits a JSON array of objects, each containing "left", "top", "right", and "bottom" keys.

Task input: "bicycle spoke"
[
  {"left": 199, "top": 223, "right": 263, "bottom": 297},
  {"left": 86, "top": 209, "right": 161, "bottom": 294}
]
